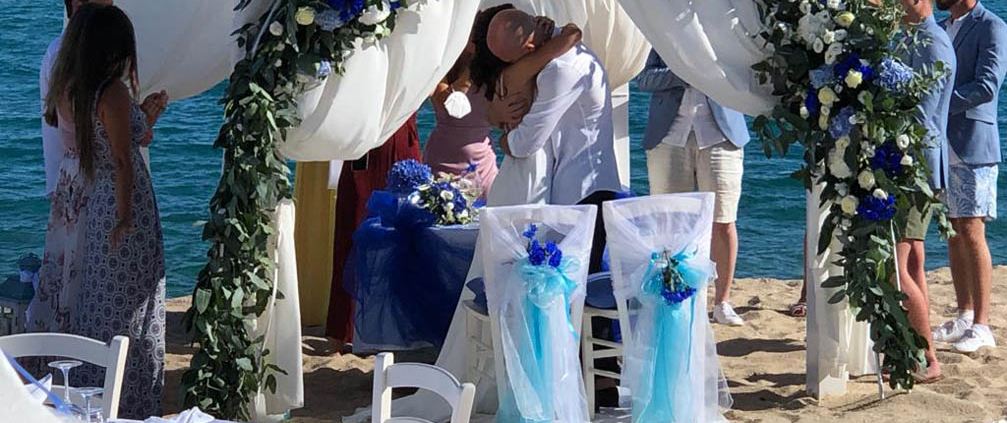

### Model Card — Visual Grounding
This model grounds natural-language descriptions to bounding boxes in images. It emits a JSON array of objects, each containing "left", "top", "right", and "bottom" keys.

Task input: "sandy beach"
[{"left": 162, "top": 266, "right": 1007, "bottom": 423}]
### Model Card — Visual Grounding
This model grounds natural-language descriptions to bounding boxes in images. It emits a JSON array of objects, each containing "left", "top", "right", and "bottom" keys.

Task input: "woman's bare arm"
[
  {"left": 498, "top": 24, "right": 582, "bottom": 97},
  {"left": 99, "top": 82, "right": 135, "bottom": 249}
]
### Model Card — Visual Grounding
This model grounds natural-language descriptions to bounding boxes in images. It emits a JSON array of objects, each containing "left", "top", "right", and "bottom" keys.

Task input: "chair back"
[
  {"left": 0, "top": 333, "right": 128, "bottom": 420},
  {"left": 371, "top": 352, "right": 475, "bottom": 423},
  {"left": 479, "top": 204, "right": 596, "bottom": 423}
]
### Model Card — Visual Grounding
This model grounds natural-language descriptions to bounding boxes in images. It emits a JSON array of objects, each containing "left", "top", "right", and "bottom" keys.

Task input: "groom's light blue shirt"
[{"left": 909, "top": 15, "right": 957, "bottom": 189}]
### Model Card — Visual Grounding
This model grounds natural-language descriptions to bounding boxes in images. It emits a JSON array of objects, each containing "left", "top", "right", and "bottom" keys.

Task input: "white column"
[{"left": 612, "top": 84, "right": 631, "bottom": 189}]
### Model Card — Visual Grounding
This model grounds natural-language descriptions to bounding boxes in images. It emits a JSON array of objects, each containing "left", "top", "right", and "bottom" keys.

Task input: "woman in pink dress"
[{"left": 423, "top": 40, "right": 498, "bottom": 197}]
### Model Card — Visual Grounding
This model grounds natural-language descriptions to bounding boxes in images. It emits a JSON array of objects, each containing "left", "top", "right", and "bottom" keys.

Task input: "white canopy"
[{"left": 615, "top": 0, "right": 776, "bottom": 116}]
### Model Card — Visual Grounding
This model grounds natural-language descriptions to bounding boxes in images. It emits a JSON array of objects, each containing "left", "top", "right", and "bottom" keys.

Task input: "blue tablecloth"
[{"left": 345, "top": 218, "right": 479, "bottom": 352}]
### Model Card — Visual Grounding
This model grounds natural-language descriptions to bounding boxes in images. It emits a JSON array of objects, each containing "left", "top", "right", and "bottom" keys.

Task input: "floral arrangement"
[
  {"left": 752, "top": 0, "right": 952, "bottom": 389},
  {"left": 650, "top": 250, "right": 696, "bottom": 306},
  {"left": 389, "top": 161, "right": 482, "bottom": 226},
  {"left": 522, "top": 224, "right": 564, "bottom": 268},
  {"left": 184, "top": 0, "right": 433, "bottom": 419},
  {"left": 387, "top": 159, "right": 432, "bottom": 195}
]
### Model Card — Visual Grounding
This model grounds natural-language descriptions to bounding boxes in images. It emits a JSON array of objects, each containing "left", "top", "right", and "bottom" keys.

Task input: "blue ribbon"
[
  {"left": 4, "top": 354, "right": 71, "bottom": 414},
  {"left": 632, "top": 249, "right": 711, "bottom": 423}
]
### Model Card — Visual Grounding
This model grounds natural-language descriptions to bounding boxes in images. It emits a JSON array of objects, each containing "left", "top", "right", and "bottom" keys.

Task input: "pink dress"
[{"left": 422, "top": 88, "right": 498, "bottom": 196}]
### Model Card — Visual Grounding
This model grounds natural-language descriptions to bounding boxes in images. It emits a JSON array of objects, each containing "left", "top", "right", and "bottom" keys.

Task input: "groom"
[{"left": 484, "top": 9, "right": 623, "bottom": 272}]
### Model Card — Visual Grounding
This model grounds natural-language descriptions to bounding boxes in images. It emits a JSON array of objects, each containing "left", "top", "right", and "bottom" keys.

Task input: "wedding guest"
[
  {"left": 423, "top": 38, "right": 498, "bottom": 197},
  {"left": 932, "top": 0, "right": 1007, "bottom": 353},
  {"left": 895, "top": 0, "right": 956, "bottom": 382},
  {"left": 481, "top": 8, "right": 622, "bottom": 273},
  {"left": 636, "top": 49, "right": 750, "bottom": 326},
  {"left": 31, "top": 0, "right": 167, "bottom": 336},
  {"left": 43, "top": 4, "right": 167, "bottom": 418},
  {"left": 326, "top": 116, "right": 422, "bottom": 352}
]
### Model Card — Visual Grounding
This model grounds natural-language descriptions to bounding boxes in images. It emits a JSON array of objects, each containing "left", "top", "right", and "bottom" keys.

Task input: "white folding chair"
[
  {"left": 371, "top": 352, "right": 476, "bottom": 423},
  {"left": 0, "top": 333, "right": 129, "bottom": 420},
  {"left": 580, "top": 272, "right": 632, "bottom": 419}
]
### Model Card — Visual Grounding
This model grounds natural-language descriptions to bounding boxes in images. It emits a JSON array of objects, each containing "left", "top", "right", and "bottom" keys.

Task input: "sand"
[{"left": 162, "top": 266, "right": 1007, "bottom": 423}]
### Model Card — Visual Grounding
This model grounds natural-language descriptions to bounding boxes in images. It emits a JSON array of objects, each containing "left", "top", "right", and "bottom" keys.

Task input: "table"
[{"left": 345, "top": 218, "right": 479, "bottom": 352}]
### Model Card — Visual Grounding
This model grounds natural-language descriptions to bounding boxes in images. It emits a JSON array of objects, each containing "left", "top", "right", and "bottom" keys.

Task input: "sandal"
[{"left": 789, "top": 302, "right": 807, "bottom": 317}]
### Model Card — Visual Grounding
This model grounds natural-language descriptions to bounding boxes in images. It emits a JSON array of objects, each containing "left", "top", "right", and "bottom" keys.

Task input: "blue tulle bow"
[
  {"left": 632, "top": 249, "right": 713, "bottom": 423},
  {"left": 518, "top": 257, "right": 580, "bottom": 338}
]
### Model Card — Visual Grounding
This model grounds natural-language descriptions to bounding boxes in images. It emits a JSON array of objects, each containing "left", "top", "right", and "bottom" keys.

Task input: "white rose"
[
  {"left": 823, "top": 30, "right": 836, "bottom": 44},
  {"left": 861, "top": 141, "right": 876, "bottom": 158},
  {"left": 359, "top": 3, "right": 392, "bottom": 25},
  {"left": 440, "top": 190, "right": 455, "bottom": 201},
  {"left": 836, "top": 182, "right": 850, "bottom": 197},
  {"left": 800, "top": 0, "right": 812, "bottom": 14},
  {"left": 269, "top": 21, "right": 284, "bottom": 36},
  {"left": 274, "top": 59, "right": 282, "bottom": 67},
  {"left": 858, "top": 170, "right": 876, "bottom": 189},
  {"left": 825, "top": 42, "right": 844, "bottom": 64},
  {"left": 834, "top": 29, "right": 848, "bottom": 41},
  {"left": 813, "top": 38, "right": 825, "bottom": 53},
  {"left": 818, "top": 86, "right": 837, "bottom": 104},
  {"left": 896, "top": 134, "right": 911, "bottom": 150},
  {"left": 800, "top": 105, "right": 810, "bottom": 118},
  {"left": 295, "top": 7, "right": 316, "bottom": 26},
  {"left": 841, "top": 196, "right": 859, "bottom": 215},
  {"left": 873, "top": 188, "right": 888, "bottom": 200},
  {"left": 845, "top": 70, "right": 863, "bottom": 88},
  {"left": 819, "top": 113, "right": 830, "bottom": 131},
  {"left": 829, "top": 150, "right": 852, "bottom": 178},
  {"left": 836, "top": 136, "right": 850, "bottom": 150},
  {"left": 827, "top": 0, "right": 843, "bottom": 9},
  {"left": 444, "top": 202, "right": 455, "bottom": 211},
  {"left": 901, "top": 155, "right": 914, "bottom": 166},
  {"left": 835, "top": 11, "right": 855, "bottom": 27}
]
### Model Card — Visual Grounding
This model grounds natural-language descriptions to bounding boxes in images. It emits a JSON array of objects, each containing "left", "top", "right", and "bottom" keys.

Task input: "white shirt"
[
  {"left": 944, "top": 10, "right": 972, "bottom": 165},
  {"left": 40, "top": 34, "right": 64, "bottom": 197},
  {"left": 663, "top": 87, "right": 727, "bottom": 149},
  {"left": 506, "top": 42, "right": 623, "bottom": 205}
]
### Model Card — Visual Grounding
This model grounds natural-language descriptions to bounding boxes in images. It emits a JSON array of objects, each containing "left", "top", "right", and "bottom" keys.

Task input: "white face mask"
[{"left": 443, "top": 90, "right": 471, "bottom": 119}]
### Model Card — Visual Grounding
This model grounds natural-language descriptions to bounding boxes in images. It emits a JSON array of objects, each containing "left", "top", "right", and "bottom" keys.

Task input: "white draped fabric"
[
  {"left": 480, "top": 0, "right": 651, "bottom": 88},
  {"left": 0, "top": 350, "right": 63, "bottom": 423},
  {"left": 615, "top": 0, "right": 775, "bottom": 116}
]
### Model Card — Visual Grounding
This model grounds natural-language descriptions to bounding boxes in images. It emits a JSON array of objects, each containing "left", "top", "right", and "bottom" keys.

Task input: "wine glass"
[
  {"left": 48, "top": 360, "right": 83, "bottom": 404},
  {"left": 76, "top": 387, "right": 104, "bottom": 423}
]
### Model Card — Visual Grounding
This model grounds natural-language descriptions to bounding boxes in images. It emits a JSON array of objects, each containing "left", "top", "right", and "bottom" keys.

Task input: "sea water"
[{"left": 1, "top": 1, "right": 1005, "bottom": 297}]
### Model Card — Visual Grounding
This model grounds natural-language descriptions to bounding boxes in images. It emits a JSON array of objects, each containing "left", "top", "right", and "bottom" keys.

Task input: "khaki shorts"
[
  {"left": 646, "top": 136, "right": 744, "bottom": 224},
  {"left": 903, "top": 204, "right": 934, "bottom": 241}
]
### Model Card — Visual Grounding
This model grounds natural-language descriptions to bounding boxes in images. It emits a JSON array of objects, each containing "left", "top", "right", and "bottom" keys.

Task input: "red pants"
[{"left": 325, "top": 116, "right": 421, "bottom": 342}]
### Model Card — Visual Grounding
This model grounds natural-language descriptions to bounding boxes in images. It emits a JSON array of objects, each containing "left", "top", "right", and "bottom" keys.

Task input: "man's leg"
[
  {"left": 698, "top": 140, "right": 744, "bottom": 325},
  {"left": 957, "top": 217, "right": 993, "bottom": 325},
  {"left": 948, "top": 218, "right": 975, "bottom": 313},
  {"left": 897, "top": 241, "right": 941, "bottom": 380}
]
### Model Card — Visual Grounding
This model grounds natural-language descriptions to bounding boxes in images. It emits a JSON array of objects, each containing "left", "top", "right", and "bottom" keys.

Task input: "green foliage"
[
  {"left": 753, "top": 0, "right": 953, "bottom": 390},
  {"left": 180, "top": 0, "right": 412, "bottom": 419}
]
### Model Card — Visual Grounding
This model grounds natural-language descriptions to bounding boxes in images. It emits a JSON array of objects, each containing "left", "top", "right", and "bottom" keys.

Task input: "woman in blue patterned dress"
[{"left": 44, "top": 4, "right": 167, "bottom": 418}]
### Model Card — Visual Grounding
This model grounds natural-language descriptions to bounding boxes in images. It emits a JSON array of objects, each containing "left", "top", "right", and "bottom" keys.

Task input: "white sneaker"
[
  {"left": 933, "top": 317, "right": 973, "bottom": 343},
  {"left": 952, "top": 325, "right": 997, "bottom": 353},
  {"left": 713, "top": 302, "right": 744, "bottom": 326}
]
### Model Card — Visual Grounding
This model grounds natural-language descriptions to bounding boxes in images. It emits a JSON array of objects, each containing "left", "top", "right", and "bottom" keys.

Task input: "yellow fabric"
[{"left": 293, "top": 161, "right": 337, "bottom": 326}]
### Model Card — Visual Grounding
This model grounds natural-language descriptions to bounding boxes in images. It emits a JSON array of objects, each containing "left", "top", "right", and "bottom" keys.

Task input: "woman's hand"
[
  {"left": 533, "top": 16, "right": 556, "bottom": 38},
  {"left": 110, "top": 218, "right": 135, "bottom": 249},
  {"left": 141, "top": 90, "right": 169, "bottom": 127},
  {"left": 559, "top": 23, "right": 582, "bottom": 43},
  {"left": 487, "top": 92, "right": 529, "bottom": 129}
]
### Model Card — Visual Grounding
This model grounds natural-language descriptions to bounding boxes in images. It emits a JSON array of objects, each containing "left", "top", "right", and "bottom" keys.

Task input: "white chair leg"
[{"left": 581, "top": 313, "right": 595, "bottom": 420}]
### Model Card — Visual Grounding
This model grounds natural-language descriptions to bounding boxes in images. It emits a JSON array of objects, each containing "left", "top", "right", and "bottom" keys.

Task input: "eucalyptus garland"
[
  {"left": 181, "top": 0, "right": 420, "bottom": 418},
  {"left": 752, "top": 0, "right": 952, "bottom": 390}
]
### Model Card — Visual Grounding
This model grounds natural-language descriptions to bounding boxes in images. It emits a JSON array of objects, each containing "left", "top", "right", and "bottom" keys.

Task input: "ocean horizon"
[{"left": 2, "top": 1, "right": 1006, "bottom": 298}]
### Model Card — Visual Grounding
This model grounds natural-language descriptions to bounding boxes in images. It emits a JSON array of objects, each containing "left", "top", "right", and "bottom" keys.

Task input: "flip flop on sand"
[
  {"left": 912, "top": 369, "right": 945, "bottom": 385},
  {"left": 789, "top": 302, "right": 807, "bottom": 317}
]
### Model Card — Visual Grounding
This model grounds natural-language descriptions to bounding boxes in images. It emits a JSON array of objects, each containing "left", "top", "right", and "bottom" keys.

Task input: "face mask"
[{"left": 444, "top": 90, "right": 471, "bottom": 119}]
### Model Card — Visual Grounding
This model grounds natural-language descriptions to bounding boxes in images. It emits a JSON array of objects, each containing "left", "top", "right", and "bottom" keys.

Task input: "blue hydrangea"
[
  {"left": 806, "top": 87, "right": 821, "bottom": 117},
  {"left": 876, "top": 57, "right": 914, "bottom": 91},
  {"left": 316, "top": 9, "right": 344, "bottom": 31},
  {"left": 327, "top": 0, "right": 366, "bottom": 21},
  {"left": 528, "top": 240, "right": 546, "bottom": 266},
  {"left": 523, "top": 223, "right": 538, "bottom": 240},
  {"left": 809, "top": 64, "right": 835, "bottom": 89},
  {"left": 870, "top": 142, "right": 904, "bottom": 177},
  {"left": 545, "top": 242, "right": 563, "bottom": 268},
  {"left": 829, "top": 106, "right": 856, "bottom": 139},
  {"left": 833, "top": 53, "right": 874, "bottom": 82},
  {"left": 317, "top": 60, "right": 332, "bottom": 78},
  {"left": 387, "top": 159, "right": 432, "bottom": 194},
  {"left": 390, "top": 0, "right": 403, "bottom": 9},
  {"left": 856, "top": 194, "right": 897, "bottom": 221}
]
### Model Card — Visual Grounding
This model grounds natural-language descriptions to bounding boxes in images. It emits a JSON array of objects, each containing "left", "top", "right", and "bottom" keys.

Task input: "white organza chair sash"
[
  {"left": 480, "top": 204, "right": 596, "bottom": 423},
  {"left": 602, "top": 193, "right": 732, "bottom": 422}
]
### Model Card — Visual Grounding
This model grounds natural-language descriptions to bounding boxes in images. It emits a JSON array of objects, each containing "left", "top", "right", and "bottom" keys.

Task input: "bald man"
[{"left": 486, "top": 9, "right": 622, "bottom": 273}]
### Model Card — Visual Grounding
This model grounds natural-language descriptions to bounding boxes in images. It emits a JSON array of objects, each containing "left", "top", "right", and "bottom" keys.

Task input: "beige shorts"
[{"left": 646, "top": 136, "right": 744, "bottom": 224}]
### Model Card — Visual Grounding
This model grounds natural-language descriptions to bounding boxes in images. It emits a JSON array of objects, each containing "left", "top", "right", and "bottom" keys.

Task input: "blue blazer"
[
  {"left": 635, "top": 50, "right": 750, "bottom": 151},
  {"left": 940, "top": 2, "right": 1007, "bottom": 165},
  {"left": 911, "top": 16, "right": 957, "bottom": 190}
]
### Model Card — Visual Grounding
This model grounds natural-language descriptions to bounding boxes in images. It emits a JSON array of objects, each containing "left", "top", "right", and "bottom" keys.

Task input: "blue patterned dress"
[{"left": 74, "top": 94, "right": 166, "bottom": 419}]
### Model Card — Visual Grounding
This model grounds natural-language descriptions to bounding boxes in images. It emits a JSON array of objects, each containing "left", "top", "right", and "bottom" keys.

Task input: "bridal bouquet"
[
  {"left": 386, "top": 160, "right": 482, "bottom": 226},
  {"left": 753, "top": 0, "right": 952, "bottom": 389}
]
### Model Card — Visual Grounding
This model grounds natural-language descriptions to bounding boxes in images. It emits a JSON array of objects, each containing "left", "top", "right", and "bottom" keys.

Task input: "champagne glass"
[
  {"left": 76, "top": 387, "right": 104, "bottom": 423},
  {"left": 48, "top": 360, "right": 83, "bottom": 404}
]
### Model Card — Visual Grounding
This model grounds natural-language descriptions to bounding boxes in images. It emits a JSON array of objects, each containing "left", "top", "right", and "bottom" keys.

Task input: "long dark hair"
[
  {"left": 44, "top": 3, "right": 139, "bottom": 180},
  {"left": 470, "top": 4, "right": 514, "bottom": 101}
]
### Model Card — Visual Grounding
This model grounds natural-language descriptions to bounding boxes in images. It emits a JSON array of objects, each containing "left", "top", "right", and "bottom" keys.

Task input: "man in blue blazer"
[
  {"left": 932, "top": 0, "right": 1007, "bottom": 353},
  {"left": 636, "top": 49, "right": 750, "bottom": 326}
]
